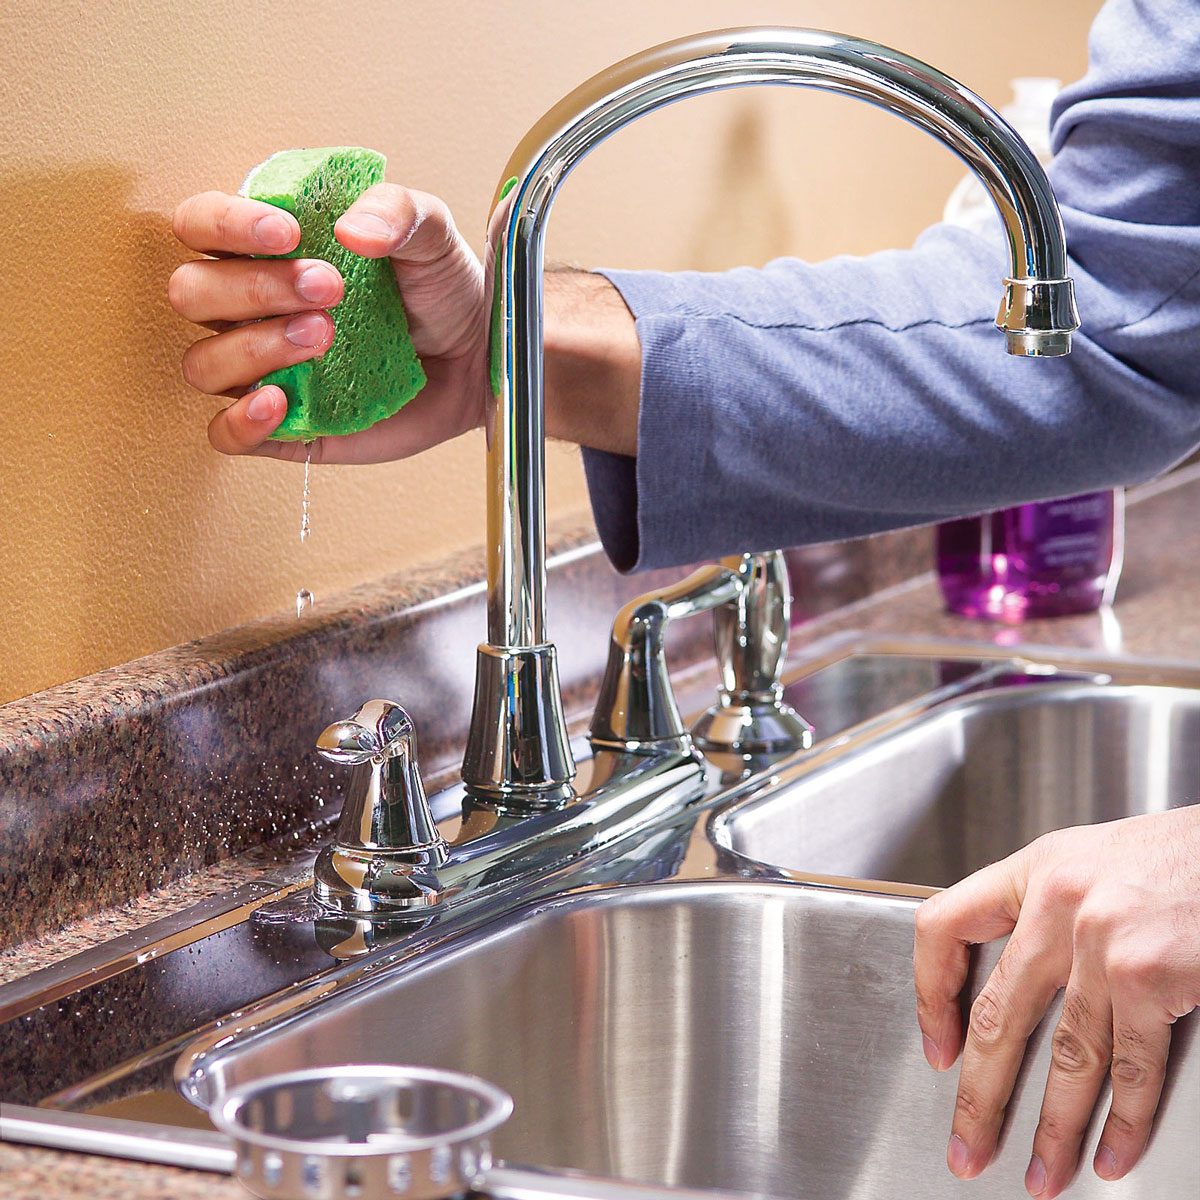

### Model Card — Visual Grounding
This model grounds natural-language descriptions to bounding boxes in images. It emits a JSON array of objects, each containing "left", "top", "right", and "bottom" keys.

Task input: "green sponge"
[{"left": 241, "top": 147, "right": 426, "bottom": 441}]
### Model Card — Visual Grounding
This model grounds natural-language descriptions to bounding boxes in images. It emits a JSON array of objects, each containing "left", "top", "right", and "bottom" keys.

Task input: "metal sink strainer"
[{"left": 209, "top": 1064, "right": 512, "bottom": 1200}]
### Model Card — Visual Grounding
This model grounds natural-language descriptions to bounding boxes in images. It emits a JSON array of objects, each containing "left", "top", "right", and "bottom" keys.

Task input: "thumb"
[{"left": 335, "top": 183, "right": 459, "bottom": 265}]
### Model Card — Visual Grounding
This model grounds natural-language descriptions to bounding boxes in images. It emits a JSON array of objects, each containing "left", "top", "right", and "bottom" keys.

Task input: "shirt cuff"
[{"left": 581, "top": 267, "right": 720, "bottom": 573}]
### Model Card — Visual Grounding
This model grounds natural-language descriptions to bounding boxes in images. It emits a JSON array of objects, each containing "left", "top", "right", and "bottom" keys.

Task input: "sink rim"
[
  {"left": 710, "top": 674, "right": 1200, "bottom": 890},
  {"left": 8, "top": 632, "right": 1200, "bottom": 1178}
]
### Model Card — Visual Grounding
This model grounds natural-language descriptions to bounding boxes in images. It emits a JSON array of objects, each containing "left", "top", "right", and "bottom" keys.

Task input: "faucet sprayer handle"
[
  {"left": 691, "top": 552, "right": 814, "bottom": 756},
  {"left": 313, "top": 701, "right": 450, "bottom": 917},
  {"left": 589, "top": 564, "right": 741, "bottom": 754},
  {"left": 588, "top": 552, "right": 811, "bottom": 758}
]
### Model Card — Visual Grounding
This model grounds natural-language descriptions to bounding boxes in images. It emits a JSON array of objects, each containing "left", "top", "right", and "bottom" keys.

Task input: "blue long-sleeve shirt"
[{"left": 583, "top": 0, "right": 1200, "bottom": 571}]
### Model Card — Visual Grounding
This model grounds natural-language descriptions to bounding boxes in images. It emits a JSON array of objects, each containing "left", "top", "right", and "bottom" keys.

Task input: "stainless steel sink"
[
  {"left": 178, "top": 880, "right": 1199, "bottom": 1199},
  {"left": 6, "top": 642, "right": 1200, "bottom": 1198},
  {"left": 716, "top": 681, "right": 1200, "bottom": 889}
]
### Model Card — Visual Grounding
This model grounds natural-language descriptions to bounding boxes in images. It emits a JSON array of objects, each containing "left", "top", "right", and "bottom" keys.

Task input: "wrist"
[{"left": 543, "top": 268, "right": 641, "bottom": 456}]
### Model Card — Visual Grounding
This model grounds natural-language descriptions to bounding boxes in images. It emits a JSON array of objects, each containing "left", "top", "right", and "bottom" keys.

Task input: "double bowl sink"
[
  {"left": 6, "top": 640, "right": 1200, "bottom": 1197},
  {"left": 176, "top": 644, "right": 1200, "bottom": 1198}
]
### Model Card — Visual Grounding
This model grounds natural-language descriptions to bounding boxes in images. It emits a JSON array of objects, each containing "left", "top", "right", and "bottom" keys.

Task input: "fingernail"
[
  {"left": 947, "top": 1134, "right": 970, "bottom": 1177},
  {"left": 922, "top": 1034, "right": 941, "bottom": 1068},
  {"left": 340, "top": 211, "right": 391, "bottom": 239},
  {"left": 1094, "top": 1144, "right": 1118, "bottom": 1179},
  {"left": 1025, "top": 1153, "right": 1046, "bottom": 1196},
  {"left": 295, "top": 265, "right": 336, "bottom": 303},
  {"left": 285, "top": 313, "right": 328, "bottom": 348},
  {"left": 246, "top": 389, "right": 280, "bottom": 422},
  {"left": 254, "top": 213, "right": 294, "bottom": 251}
]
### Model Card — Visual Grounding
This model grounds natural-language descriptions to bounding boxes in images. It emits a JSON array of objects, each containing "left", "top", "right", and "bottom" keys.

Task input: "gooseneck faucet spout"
[{"left": 462, "top": 27, "right": 1080, "bottom": 806}]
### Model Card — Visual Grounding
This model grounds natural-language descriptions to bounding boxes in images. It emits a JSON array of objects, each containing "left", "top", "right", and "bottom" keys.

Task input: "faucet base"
[
  {"left": 692, "top": 695, "right": 814, "bottom": 757},
  {"left": 461, "top": 643, "right": 577, "bottom": 811},
  {"left": 315, "top": 746, "right": 705, "bottom": 933},
  {"left": 313, "top": 843, "right": 449, "bottom": 915}
]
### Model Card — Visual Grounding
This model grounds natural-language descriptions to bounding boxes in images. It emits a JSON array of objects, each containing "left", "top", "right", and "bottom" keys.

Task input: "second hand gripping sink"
[{"left": 177, "top": 876, "right": 1200, "bottom": 1200}]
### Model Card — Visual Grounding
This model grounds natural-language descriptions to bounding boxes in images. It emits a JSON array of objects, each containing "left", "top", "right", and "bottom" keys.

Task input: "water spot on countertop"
[{"left": 253, "top": 889, "right": 324, "bottom": 926}]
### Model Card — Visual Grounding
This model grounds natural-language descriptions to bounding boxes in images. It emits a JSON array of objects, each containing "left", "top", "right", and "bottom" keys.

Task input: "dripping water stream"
[
  {"left": 296, "top": 441, "right": 315, "bottom": 618},
  {"left": 300, "top": 442, "right": 313, "bottom": 543}
]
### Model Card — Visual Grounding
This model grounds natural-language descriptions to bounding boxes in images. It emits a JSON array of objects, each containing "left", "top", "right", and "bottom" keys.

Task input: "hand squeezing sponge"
[{"left": 242, "top": 147, "right": 427, "bottom": 441}]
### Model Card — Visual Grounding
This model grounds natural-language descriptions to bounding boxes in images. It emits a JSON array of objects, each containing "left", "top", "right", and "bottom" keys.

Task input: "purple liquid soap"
[{"left": 936, "top": 491, "right": 1124, "bottom": 622}]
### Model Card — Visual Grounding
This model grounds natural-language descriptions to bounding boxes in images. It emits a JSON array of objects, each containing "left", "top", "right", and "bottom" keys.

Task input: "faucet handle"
[
  {"left": 317, "top": 699, "right": 415, "bottom": 766},
  {"left": 313, "top": 700, "right": 450, "bottom": 916},
  {"left": 692, "top": 552, "right": 813, "bottom": 756},
  {"left": 589, "top": 563, "right": 742, "bottom": 754},
  {"left": 589, "top": 553, "right": 814, "bottom": 759}
]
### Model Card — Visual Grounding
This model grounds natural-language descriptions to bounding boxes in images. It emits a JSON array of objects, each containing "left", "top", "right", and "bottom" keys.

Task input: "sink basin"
[
  {"left": 180, "top": 880, "right": 1200, "bottom": 1198},
  {"left": 5, "top": 647, "right": 1198, "bottom": 1196},
  {"left": 717, "top": 682, "right": 1200, "bottom": 889}
]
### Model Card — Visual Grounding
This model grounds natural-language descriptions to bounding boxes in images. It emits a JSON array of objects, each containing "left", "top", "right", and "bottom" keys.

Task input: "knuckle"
[
  {"left": 969, "top": 990, "right": 1011, "bottom": 1048},
  {"left": 247, "top": 323, "right": 281, "bottom": 366},
  {"left": 914, "top": 993, "right": 940, "bottom": 1025},
  {"left": 1037, "top": 1108, "right": 1083, "bottom": 1145},
  {"left": 424, "top": 197, "right": 457, "bottom": 251},
  {"left": 1107, "top": 947, "right": 1160, "bottom": 991},
  {"left": 1111, "top": 1055, "right": 1151, "bottom": 1089},
  {"left": 246, "top": 268, "right": 278, "bottom": 314},
  {"left": 1104, "top": 1106, "right": 1141, "bottom": 1140},
  {"left": 171, "top": 194, "right": 198, "bottom": 241},
  {"left": 167, "top": 264, "right": 195, "bottom": 315},
  {"left": 175, "top": 191, "right": 228, "bottom": 244},
  {"left": 180, "top": 343, "right": 207, "bottom": 390},
  {"left": 1028, "top": 828, "right": 1064, "bottom": 863},
  {"left": 914, "top": 897, "right": 944, "bottom": 939},
  {"left": 1074, "top": 893, "right": 1126, "bottom": 942},
  {"left": 369, "top": 182, "right": 413, "bottom": 219},
  {"left": 954, "top": 1087, "right": 991, "bottom": 1125},
  {"left": 211, "top": 202, "right": 232, "bottom": 248},
  {"left": 1039, "top": 863, "right": 1086, "bottom": 908},
  {"left": 1050, "top": 1026, "right": 1105, "bottom": 1075}
]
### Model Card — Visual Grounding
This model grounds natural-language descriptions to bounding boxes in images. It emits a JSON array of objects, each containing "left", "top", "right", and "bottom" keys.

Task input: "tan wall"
[{"left": 0, "top": 0, "right": 1100, "bottom": 703}]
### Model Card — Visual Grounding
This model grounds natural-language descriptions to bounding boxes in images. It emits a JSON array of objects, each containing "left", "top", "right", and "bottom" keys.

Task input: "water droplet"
[
  {"left": 296, "top": 588, "right": 315, "bottom": 618},
  {"left": 252, "top": 889, "right": 325, "bottom": 926}
]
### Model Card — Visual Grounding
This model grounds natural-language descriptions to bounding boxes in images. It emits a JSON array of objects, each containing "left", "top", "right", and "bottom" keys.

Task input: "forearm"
[
  {"left": 580, "top": 225, "right": 1200, "bottom": 571},
  {"left": 543, "top": 268, "right": 641, "bottom": 457}
]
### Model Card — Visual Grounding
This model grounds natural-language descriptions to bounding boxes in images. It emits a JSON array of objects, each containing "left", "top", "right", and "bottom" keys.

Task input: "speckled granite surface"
[
  {"left": 0, "top": 846, "right": 284, "bottom": 989},
  {"left": 0, "top": 510, "right": 931, "bottom": 952},
  {"left": 0, "top": 517, "right": 668, "bottom": 951},
  {"left": 6, "top": 469, "right": 1198, "bottom": 1195},
  {"left": 0, "top": 1142, "right": 247, "bottom": 1199}
]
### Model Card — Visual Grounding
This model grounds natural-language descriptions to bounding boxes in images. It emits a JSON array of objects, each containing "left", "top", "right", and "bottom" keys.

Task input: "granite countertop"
[
  {"left": 0, "top": 1143, "right": 248, "bottom": 1200},
  {"left": 3, "top": 467, "right": 1197, "bottom": 1198}
]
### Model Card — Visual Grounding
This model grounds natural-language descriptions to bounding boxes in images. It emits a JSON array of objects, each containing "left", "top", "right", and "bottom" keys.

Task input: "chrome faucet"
[
  {"left": 461, "top": 26, "right": 1079, "bottom": 809},
  {"left": 311, "top": 27, "right": 1079, "bottom": 918}
]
